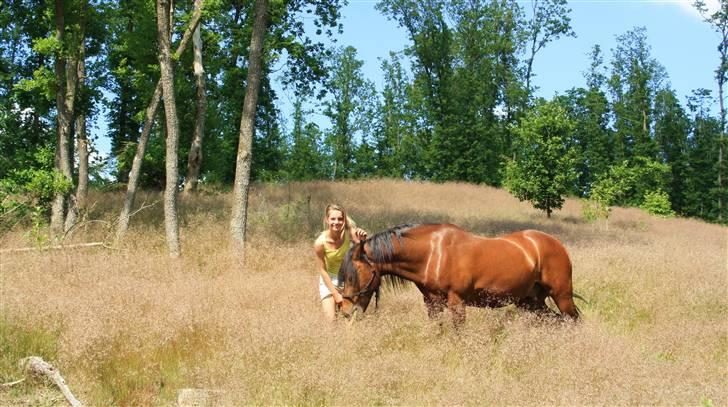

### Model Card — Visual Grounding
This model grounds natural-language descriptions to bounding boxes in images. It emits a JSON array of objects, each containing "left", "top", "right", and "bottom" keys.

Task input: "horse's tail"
[
  {"left": 572, "top": 292, "right": 589, "bottom": 305},
  {"left": 572, "top": 292, "right": 589, "bottom": 319}
]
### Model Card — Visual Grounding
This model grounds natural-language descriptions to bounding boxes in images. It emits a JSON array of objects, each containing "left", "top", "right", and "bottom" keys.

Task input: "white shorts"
[{"left": 319, "top": 276, "right": 339, "bottom": 300}]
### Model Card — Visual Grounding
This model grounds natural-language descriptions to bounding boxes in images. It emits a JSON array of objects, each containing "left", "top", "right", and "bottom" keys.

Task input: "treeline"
[{"left": 1, "top": 0, "right": 726, "bottom": 233}]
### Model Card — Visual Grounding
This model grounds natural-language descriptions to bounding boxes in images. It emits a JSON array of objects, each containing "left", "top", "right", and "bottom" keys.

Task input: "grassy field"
[{"left": 1, "top": 179, "right": 726, "bottom": 406}]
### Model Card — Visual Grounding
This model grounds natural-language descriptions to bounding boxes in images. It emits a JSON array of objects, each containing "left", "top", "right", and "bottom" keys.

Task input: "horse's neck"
[{"left": 378, "top": 239, "right": 429, "bottom": 285}]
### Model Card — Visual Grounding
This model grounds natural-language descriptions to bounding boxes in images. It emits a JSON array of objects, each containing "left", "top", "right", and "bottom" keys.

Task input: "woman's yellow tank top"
[{"left": 324, "top": 231, "right": 350, "bottom": 277}]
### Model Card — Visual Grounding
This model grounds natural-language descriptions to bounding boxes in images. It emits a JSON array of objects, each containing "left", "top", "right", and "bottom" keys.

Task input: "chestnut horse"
[{"left": 338, "top": 223, "right": 580, "bottom": 326}]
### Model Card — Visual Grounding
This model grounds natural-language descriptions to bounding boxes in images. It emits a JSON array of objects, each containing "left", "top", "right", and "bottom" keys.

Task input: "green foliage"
[
  {"left": 503, "top": 101, "right": 579, "bottom": 217},
  {"left": 640, "top": 189, "right": 675, "bottom": 218},
  {"left": 0, "top": 147, "right": 72, "bottom": 233},
  {"left": 14, "top": 66, "right": 56, "bottom": 102},
  {"left": 31, "top": 36, "right": 61, "bottom": 55},
  {"left": 591, "top": 157, "right": 671, "bottom": 208},
  {"left": 608, "top": 27, "right": 667, "bottom": 163},
  {"left": 323, "top": 46, "right": 378, "bottom": 179}
]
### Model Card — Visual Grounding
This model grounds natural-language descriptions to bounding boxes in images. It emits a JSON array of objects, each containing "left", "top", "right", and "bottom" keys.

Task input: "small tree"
[
  {"left": 641, "top": 189, "right": 675, "bottom": 218},
  {"left": 503, "top": 100, "right": 579, "bottom": 217},
  {"left": 582, "top": 175, "right": 624, "bottom": 229}
]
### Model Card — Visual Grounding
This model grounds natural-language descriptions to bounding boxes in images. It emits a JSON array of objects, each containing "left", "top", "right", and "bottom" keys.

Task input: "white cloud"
[{"left": 675, "top": 0, "right": 720, "bottom": 19}]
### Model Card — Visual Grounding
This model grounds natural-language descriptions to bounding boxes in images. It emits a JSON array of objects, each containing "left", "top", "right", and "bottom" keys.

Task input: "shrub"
[
  {"left": 641, "top": 189, "right": 675, "bottom": 218},
  {"left": 0, "top": 147, "right": 73, "bottom": 232}
]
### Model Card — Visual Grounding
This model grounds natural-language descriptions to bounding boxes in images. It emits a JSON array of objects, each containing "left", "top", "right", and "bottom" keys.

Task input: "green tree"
[
  {"left": 287, "top": 97, "right": 328, "bottom": 180},
  {"left": 685, "top": 89, "right": 722, "bottom": 220},
  {"left": 503, "top": 100, "right": 579, "bottom": 218},
  {"left": 377, "top": 0, "right": 455, "bottom": 180},
  {"left": 654, "top": 88, "right": 690, "bottom": 214},
  {"left": 522, "top": 0, "right": 575, "bottom": 97},
  {"left": 378, "top": 0, "right": 528, "bottom": 183},
  {"left": 694, "top": 0, "right": 727, "bottom": 222},
  {"left": 373, "top": 52, "right": 413, "bottom": 178},
  {"left": 0, "top": 0, "right": 56, "bottom": 182},
  {"left": 557, "top": 47, "right": 613, "bottom": 196},
  {"left": 322, "top": 46, "right": 377, "bottom": 179},
  {"left": 608, "top": 27, "right": 666, "bottom": 163}
]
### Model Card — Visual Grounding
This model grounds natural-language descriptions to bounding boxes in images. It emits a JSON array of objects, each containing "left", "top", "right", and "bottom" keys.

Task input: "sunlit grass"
[{"left": 1, "top": 179, "right": 726, "bottom": 405}]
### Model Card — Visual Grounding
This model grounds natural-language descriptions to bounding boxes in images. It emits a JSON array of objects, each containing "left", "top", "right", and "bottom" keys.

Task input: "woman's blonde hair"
[{"left": 323, "top": 204, "right": 357, "bottom": 240}]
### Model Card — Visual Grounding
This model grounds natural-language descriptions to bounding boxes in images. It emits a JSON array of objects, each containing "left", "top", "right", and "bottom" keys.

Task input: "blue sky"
[
  {"left": 275, "top": 0, "right": 722, "bottom": 126},
  {"left": 95, "top": 1, "right": 722, "bottom": 160}
]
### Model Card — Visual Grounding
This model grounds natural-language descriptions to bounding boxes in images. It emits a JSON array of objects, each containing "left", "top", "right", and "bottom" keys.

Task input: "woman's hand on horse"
[
  {"left": 333, "top": 291, "right": 343, "bottom": 304},
  {"left": 355, "top": 227, "right": 368, "bottom": 241}
]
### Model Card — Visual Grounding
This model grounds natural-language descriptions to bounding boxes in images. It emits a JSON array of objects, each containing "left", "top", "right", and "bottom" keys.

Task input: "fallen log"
[
  {"left": 0, "top": 242, "right": 105, "bottom": 254},
  {"left": 20, "top": 356, "right": 83, "bottom": 407}
]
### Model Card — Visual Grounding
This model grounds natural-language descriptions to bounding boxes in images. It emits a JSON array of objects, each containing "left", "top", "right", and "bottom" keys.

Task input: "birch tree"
[
  {"left": 230, "top": 0, "right": 269, "bottom": 257},
  {"left": 50, "top": 0, "right": 81, "bottom": 239},
  {"left": 115, "top": 4, "right": 203, "bottom": 241},
  {"left": 157, "top": 0, "right": 181, "bottom": 257},
  {"left": 184, "top": 0, "right": 207, "bottom": 194}
]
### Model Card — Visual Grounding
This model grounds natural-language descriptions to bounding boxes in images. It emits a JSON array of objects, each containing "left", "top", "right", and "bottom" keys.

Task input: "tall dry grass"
[{"left": 1, "top": 179, "right": 726, "bottom": 406}]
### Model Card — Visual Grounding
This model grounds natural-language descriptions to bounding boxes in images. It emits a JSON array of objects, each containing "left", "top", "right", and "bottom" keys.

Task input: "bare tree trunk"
[
  {"left": 718, "top": 42, "right": 726, "bottom": 222},
  {"left": 157, "top": 0, "right": 181, "bottom": 257},
  {"left": 115, "top": 4, "right": 204, "bottom": 241},
  {"left": 65, "top": 43, "right": 88, "bottom": 233},
  {"left": 184, "top": 0, "right": 207, "bottom": 194},
  {"left": 50, "top": 0, "right": 78, "bottom": 240},
  {"left": 230, "top": 0, "right": 269, "bottom": 258}
]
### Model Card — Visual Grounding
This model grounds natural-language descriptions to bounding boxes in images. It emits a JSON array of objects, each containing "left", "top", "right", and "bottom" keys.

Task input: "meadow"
[{"left": 1, "top": 179, "right": 726, "bottom": 406}]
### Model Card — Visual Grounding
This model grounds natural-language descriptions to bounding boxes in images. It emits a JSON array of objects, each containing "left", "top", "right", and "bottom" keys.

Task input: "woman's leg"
[
  {"left": 319, "top": 275, "right": 339, "bottom": 322},
  {"left": 321, "top": 296, "right": 337, "bottom": 322}
]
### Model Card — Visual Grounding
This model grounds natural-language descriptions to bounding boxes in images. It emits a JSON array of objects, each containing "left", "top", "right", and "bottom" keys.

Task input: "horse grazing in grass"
[{"left": 338, "top": 223, "right": 580, "bottom": 326}]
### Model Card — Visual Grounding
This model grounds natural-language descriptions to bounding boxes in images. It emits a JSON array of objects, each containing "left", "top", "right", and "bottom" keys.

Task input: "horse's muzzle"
[{"left": 340, "top": 306, "right": 361, "bottom": 321}]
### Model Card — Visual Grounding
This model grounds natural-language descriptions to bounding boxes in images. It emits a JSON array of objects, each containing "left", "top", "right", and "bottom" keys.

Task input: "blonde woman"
[{"left": 314, "top": 204, "right": 368, "bottom": 321}]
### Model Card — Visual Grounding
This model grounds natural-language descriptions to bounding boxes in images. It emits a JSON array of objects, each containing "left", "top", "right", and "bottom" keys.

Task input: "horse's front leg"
[
  {"left": 419, "top": 286, "right": 446, "bottom": 320},
  {"left": 447, "top": 292, "right": 466, "bottom": 329}
]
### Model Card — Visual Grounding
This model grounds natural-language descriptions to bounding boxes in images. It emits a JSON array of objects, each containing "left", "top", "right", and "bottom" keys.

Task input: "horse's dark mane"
[
  {"left": 337, "top": 224, "right": 420, "bottom": 293},
  {"left": 367, "top": 223, "right": 419, "bottom": 263}
]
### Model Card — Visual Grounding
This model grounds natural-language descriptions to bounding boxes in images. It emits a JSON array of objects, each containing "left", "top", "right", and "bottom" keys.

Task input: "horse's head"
[{"left": 338, "top": 241, "right": 380, "bottom": 319}]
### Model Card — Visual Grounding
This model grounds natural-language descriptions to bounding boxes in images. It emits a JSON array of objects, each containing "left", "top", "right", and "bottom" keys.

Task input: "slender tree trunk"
[
  {"left": 65, "top": 43, "right": 88, "bottom": 232},
  {"left": 50, "top": 0, "right": 78, "bottom": 239},
  {"left": 184, "top": 0, "right": 207, "bottom": 194},
  {"left": 230, "top": 0, "right": 269, "bottom": 257},
  {"left": 718, "top": 73, "right": 725, "bottom": 222},
  {"left": 157, "top": 0, "right": 181, "bottom": 257},
  {"left": 50, "top": 0, "right": 67, "bottom": 237},
  {"left": 115, "top": 3, "right": 203, "bottom": 242},
  {"left": 718, "top": 34, "right": 726, "bottom": 222}
]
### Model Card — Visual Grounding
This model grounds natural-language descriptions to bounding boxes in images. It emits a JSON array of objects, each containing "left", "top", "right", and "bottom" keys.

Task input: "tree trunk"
[
  {"left": 157, "top": 0, "right": 181, "bottom": 257},
  {"left": 184, "top": 0, "right": 207, "bottom": 194},
  {"left": 115, "top": 4, "right": 203, "bottom": 242},
  {"left": 50, "top": 0, "right": 78, "bottom": 240},
  {"left": 230, "top": 0, "right": 269, "bottom": 257},
  {"left": 718, "top": 44, "right": 725, "bottom": 222},
  {"left": 65, "top": 42, "right": 88, "bottom": 233}
]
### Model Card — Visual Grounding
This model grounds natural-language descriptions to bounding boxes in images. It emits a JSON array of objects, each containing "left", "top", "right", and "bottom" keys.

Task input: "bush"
[
  {"left": 0, "top": 147, "right": 72, "bottom": 233},
  {"left": 641, "top": 189, "right": 675, "bottom": 218}
]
